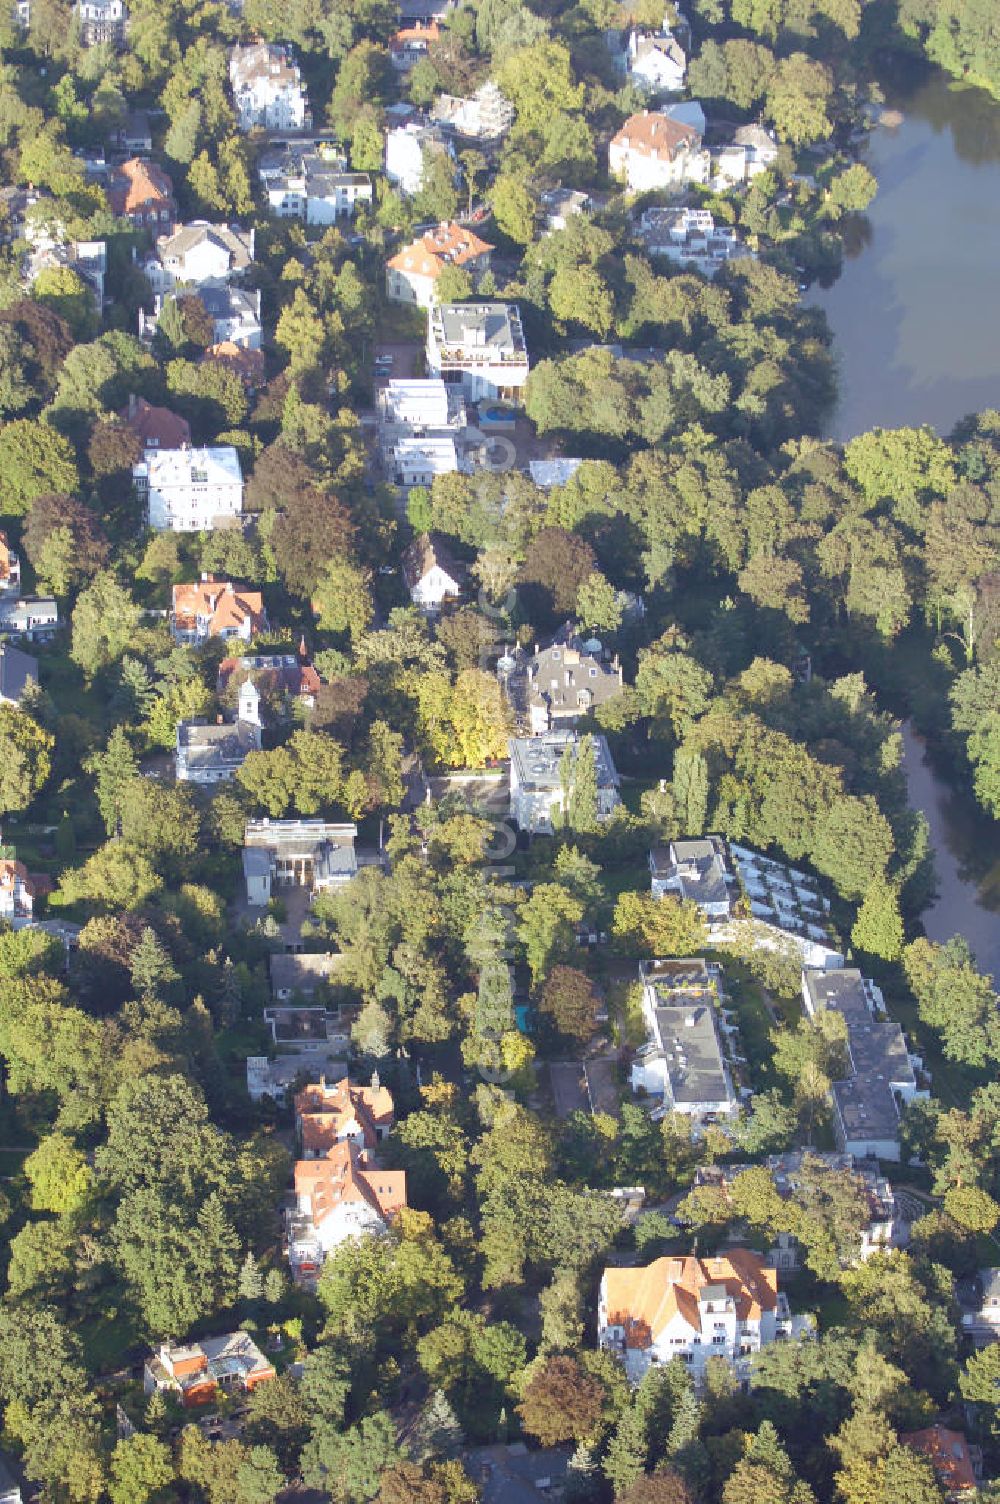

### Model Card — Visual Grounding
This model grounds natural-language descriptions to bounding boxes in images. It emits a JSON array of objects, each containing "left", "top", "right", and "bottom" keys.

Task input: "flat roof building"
[
  {"left": 631, "top": 958, "right": 737, "bottom": 1123},
  {"left": 508, "top": 730, "right": 620, "bottom": 834},
  {"left": 426, "top": 301, "right": 529, "bottom": 403}
]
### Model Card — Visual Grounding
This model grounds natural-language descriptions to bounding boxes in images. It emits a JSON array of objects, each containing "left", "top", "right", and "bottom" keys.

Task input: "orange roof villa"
[
  {"left": 598, "top": 1251, "right": 812, "bottom": 1384},
  {"left": 171, "top": 575, "right": 266, "bottom": 645},
  {"left": 284, "top": 1075, "right": 405, "bottom": 1283},
  {"left": 386, "top": 221, "right": 494, "bottom": 309}
]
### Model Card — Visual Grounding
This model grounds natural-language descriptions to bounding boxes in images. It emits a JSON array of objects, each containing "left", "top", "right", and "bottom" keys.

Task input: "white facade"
[
  {"left": 391, "top": 434, "right": 458, "bottom": 487},
  {"left": 135, "top": 445, "right": 243, "bottom": 532},
  {"left": 609, "top": 112, "right": 709, "bottom": 195},
  {"left": 385, "top": 122, "right": 453, "bottom": 196},
  {"left": 411, "top": 561, "right": 462, "bottom": 609},
  {"left": 144, "top": 222, "right": 254, "bottom": 293},
  {"left": 627, "top": 29, "right": 686, "bottom": 93},
  {"left": 508, "top": 731, "right": 621, "bottom": 835},
  {"left": 630, "top": 958, "right": 738, "bottom": 1123},
  {"left": 230, "top": 43, "right": 309, "bottom": 132},
  {"left": 379, "top": 378, "right": 452, "bottom": 428},
  {"left": 265, "top": 170, "right": 372, "bottom": 224},
  {"left": 426, "top": 302, "right": 529, "bottom": 403},
  {"left": 598, "top": 1253, "right": 811, "bottom": 1386}
]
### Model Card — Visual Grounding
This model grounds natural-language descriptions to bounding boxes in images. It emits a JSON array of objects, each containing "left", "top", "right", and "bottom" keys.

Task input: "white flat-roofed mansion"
[
  {"left": 508, "top": 730, "right": 620, "bottom": 834},
  {"left": 389, "top": 434, "right": 459, "bottom": 487},
  {"left": 631, "top": 958, "right": 738, "bottom": 1125},
  {"left": 426, "top": 302, "right": 529, "bottom": 403},
  {"left": 134, "top": 445, "right": 243, "bottom": 532},
  {"left": 242, "top": 818, "right": 358, "bottom": 906}
]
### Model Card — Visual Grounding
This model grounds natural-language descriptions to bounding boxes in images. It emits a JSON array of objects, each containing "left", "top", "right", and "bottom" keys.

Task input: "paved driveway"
[{"left": 550, "top": 1060, "right": 590, "bottom": 1118}]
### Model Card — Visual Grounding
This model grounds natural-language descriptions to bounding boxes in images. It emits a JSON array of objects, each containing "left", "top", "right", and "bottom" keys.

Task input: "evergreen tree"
[
  {"left": 216, "top": 957, "right": 242, "bottom": 1027},
  {"left": 129, "top": 927, "right": 179, "bottom": 1004},
  {"left": 567, "top": 734, "right": 599, "bottom": 833},
  {"left": 565, "top": 1444, "right": 601, "bottom": 1503},
  {"left": 851, "top": 877, "right": 905, "bottom": 961},
  {"left": 264, "top": 1268, "right": 286, "bottom": 1305},
  {"left": 86, "top": 726, "right": 138, "bottom": 837},
  {"left": 604, "top": 1402, "right": 650, "bottom": 1495},
  {"left": 239, "top": 1251, "right": 264, "bottom": 1303},
  {"left": 672, "top": 747, "right": 709, "bottom": 835},
  {"left": 666, "top": 1389, "right": 710, "bottom": 1495},
  {"left": 412, "top": 1389, "right": 463, "bottom": 1459}
]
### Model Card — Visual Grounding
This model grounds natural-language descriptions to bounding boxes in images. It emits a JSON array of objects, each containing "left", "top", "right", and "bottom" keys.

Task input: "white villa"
[
  {"left": 426, "top": 301, "right": 529, "bottom": 403},
  {"left": 230, "top": 43, "right": 310, "bottom": 132},
  {"left": 599, "top": 1251, "right": 811, "bottom": 1385},
  {"left": 508, "top": 730, "right": 620, "bottom": 834},
  {"left": 134, "top": 445, "right": 243, "bottom": 532},
  {"left": 609, "top": 110, "right": 709, "bottom": 194}
]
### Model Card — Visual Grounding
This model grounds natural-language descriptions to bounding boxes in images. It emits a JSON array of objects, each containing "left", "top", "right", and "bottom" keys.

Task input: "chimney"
[{"left": 127, "top": 393, "right": 137, "bottom": 418}]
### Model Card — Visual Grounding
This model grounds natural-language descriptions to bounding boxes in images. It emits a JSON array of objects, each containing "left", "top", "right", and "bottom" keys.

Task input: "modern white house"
[
  {"left": 175, "top": 679, "right": 261, "bottom": 784},
  {"left": 386, "top": 221, "right": 493, "bottom": 308},
  {"left": 263, "top": 160, "right": 372, "bottom": 224},
  {"left": 230, "top": 43, "right": 310, "bottom": 131},
  {"left": 609, "top": 110, "right": 709, "bottom": 194},
  {"left": 508, "top": 730, "right": 621, "bottom": 834},
  {"left": 626, "top": 28, "right": 686, "bottom": 93},
  {"left": 378, "top": 378, "right": 454, "bottom": 429},
  {"left": 599, "top": 1251, "right": 811, "bottom": 1385},
  {"left": 401, "top": 532, "right": 465, "bottom": 611},
  {"left": 385, "top": 120, "right": 454, "bottom": 196},
  {"left": 638, "top": 206, "right": 754, "bottom": 278},
  {"left": 426, "top": 302, "right": 529, "bottom": 403},
  {"left": 630, "top": 958, "right": 738, "bottom": 1125},
  {"left": 389, "top": 434, "right": 459, "bottom": 487},
  {"left": 134, "top": 444, "right": 243, "bottom": 532},
  {"left": 242, "top": 819, "right": 358, "bottom": 906}
]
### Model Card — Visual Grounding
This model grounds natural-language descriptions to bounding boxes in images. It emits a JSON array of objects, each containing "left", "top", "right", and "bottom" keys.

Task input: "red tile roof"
[
  {"left": 603, "top": 1252, "right": 779, "bottom": 1350},
  {"left": 294, "top": 1138, "right": 407, "bottom": 1229},
  {"left": 901, "top": 1427, "right": 977, "bottom": 1498},
  {"left": 388, "top": 220, "right": 494, "bottom": 282},
  {"left": 611, "top": 111, "right": 699, "bottom": 159},
  {"left": 120, "top": 396, "right": 191, "bottom": 452},
  {"left": 295, "top": 1075, "right": 395, "bottom": 1155},
  {"left": 108, "top": 157, "right": 176, "bottom": 217},
  {"left": 172, "top": 576, "right": 265, "bottom": 639}
]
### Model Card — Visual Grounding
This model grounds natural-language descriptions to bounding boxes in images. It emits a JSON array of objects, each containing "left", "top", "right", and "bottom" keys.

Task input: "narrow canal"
[{"left": 900, "top": 724, "right": 1000, "bottom": 976}]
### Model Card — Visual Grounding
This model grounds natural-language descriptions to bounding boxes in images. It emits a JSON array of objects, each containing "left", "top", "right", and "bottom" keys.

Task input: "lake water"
[
  {"left": 900, "top": 724, "right": 1000, "bottom": 978},
  {"left": 807, "top": 69, "right": 1000, "bottom": 976},
  {"left": 810, "top": 71, "right": 1000, "bottom": 442}
]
